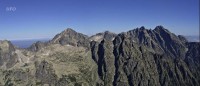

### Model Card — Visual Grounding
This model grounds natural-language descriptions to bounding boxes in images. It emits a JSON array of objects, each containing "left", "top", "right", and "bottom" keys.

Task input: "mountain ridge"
[{"left": 0, "top": 26, "right": 199, "bottom": 86}]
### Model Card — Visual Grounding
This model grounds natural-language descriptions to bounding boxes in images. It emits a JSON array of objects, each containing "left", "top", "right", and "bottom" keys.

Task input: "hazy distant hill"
[
  {"left": 0, "top": 26, "right": 199, "bottom": 86},
  {"left": 184, "top": 35, "right": 199, "bottom": 42},
  {"left": 10, "top": 38, "right": 50, "bottom": 48}
]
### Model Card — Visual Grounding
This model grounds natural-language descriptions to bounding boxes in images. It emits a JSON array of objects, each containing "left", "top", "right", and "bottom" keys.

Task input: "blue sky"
[{"left": 0, "top": 0, "right": 199, "bottom": 40}]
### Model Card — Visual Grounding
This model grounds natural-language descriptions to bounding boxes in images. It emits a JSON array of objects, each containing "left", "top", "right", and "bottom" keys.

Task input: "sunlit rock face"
[
  {"left": 0, "top": 40, "right": 18, "bottom": 69},
  {"left": 50, "top": 28, "right": 90, "bottom": 48},
  {"left": 0, "top": 26, "right": 199, "bottom": 86},
  {"left": 89, "top": 31, "right": 117, "bottom": 42}
]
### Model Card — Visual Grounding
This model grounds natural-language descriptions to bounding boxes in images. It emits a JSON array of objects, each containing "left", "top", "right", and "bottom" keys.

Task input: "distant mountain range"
[
  {"left": 9, "top": 33, "right": 199, "bottom": 49},
  {"left": 184, "top": 35, "right": 199, "bottom": 42},
  {"left": 10, "top": 38, "right": 50, "bottom": 48},
  {"left": 0, "top": 26, "right": 199, "bottom": 86}
]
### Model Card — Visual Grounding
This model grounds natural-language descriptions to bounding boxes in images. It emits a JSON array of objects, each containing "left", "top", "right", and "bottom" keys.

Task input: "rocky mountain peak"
[
  {"left": 89, "top": 31, "right": 116, "bottom": 42},
  {"left": 62, "top": 28, "right": 77, "bottom": 34},
  {"left": 103, "top": 31, "right": 116, "bottom": 41},
  {"left": 104, "top": 30, "right": 113, "bottom": 34},
  {"left": 50, "top": 28, "right": 90, "bottom": 48},
  {"left": 154, "top": 25, "right": 167, "bottom": 32},
  {"left": 0, "top": 40, "right": 15, "bottom": 52},
  {"left": 119, "top": 26, "right": 188, "bottom": 58}
]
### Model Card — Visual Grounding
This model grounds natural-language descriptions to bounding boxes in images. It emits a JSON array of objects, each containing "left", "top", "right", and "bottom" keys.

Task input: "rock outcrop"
[{"left": 0, "top": 40, "right": 18, "bottom": 69}]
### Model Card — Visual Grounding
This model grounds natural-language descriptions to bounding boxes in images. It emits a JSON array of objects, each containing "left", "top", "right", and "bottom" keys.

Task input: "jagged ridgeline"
[{"left": 0, "top": 26, "right": 199, "bottom": 86}]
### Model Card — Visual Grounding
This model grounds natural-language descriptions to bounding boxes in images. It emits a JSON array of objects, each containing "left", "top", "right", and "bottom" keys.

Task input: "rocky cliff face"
[
  {"left": 0, "top": 26, "right": 199, "bottom": 86},
  {"left": 0, "top": 40, "right": 18, "bottom": 69}
]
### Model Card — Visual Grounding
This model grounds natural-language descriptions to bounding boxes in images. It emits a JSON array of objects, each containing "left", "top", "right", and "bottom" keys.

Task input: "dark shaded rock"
[
  {"left": 153, "top": 26, "right": 187, "bottom": 59},
  {"left": 184, "top": 42, "right": 200, "bottom": 83},
  {"left": 112, "top": 33, "right": 161, "bottom": 86},
  {"left": 90, "top": 39, "right": 115, "bottom": 86}
]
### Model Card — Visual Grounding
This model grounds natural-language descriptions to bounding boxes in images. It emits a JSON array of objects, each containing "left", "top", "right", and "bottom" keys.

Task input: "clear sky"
[{"left": 0, "top": 0, "right": 199, "bottom": 40}]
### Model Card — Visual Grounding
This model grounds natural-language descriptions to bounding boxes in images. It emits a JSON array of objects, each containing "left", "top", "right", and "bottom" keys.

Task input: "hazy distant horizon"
[
  {"left": 0, "top": 27, "right": 199, "bottom": 41},
  {"left": 10, "top": 38, "right": 50, "bottom": 48},
  {"left": 0, "top": 0, "right": 199, "bottom": 40},
  {"left": 4, "top": 38, "right": 52, "bottom": 41},
  {"left": 8, "top": 33, "right": 199, "bottom": 48}
]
